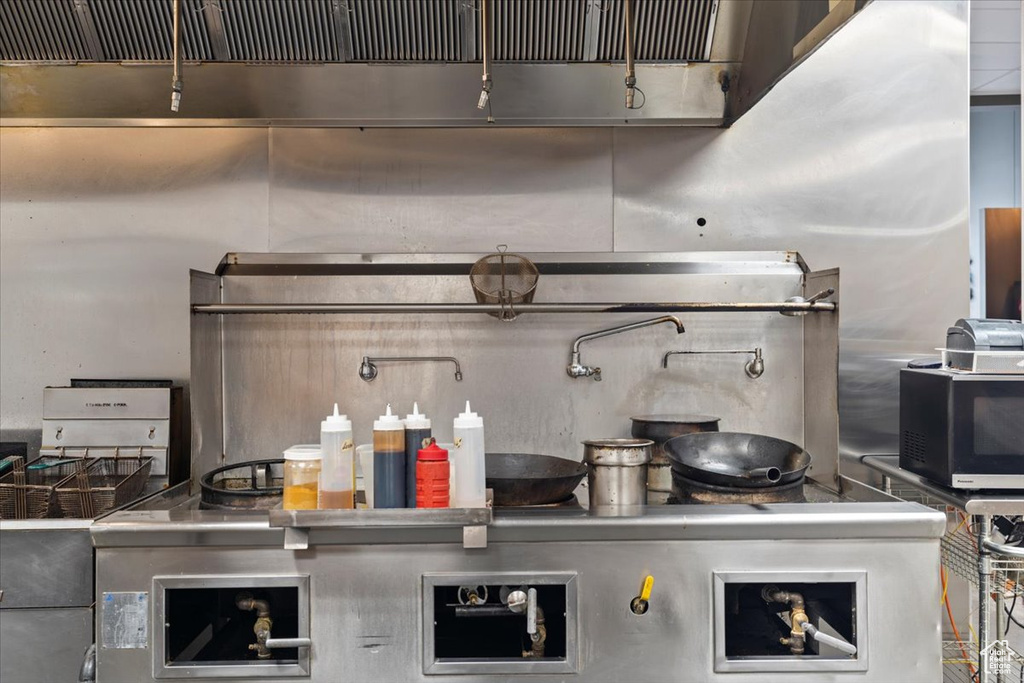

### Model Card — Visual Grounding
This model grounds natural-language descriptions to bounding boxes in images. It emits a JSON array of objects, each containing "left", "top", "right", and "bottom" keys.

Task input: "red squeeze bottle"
[{"left": 416, "top": 441, "right": 450, "bottom": 508}]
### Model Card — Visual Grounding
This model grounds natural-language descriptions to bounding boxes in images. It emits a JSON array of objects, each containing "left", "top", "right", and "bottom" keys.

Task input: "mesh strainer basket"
[{"left": 469, "top": 245, "right": 539, "bottom": 321}]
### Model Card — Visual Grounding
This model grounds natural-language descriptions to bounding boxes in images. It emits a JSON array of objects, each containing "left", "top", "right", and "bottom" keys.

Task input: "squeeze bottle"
[
  {"left": 373, "top": 404, "right": 406, "bottom": 509},
  {"left": 416, "top": 440, "right": 450, "bottom": 508},
  {"left": 403, "top": 403, "right": 432, "bottom": 508},
  {"left": 319, "top": 404, "right": 354, "bottom": 509},
  {"left": 452, "top": 401, "right": 486, "bottom": 508}
]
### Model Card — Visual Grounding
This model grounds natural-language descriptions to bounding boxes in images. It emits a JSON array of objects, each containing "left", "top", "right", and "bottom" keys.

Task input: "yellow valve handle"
[{"left": 640, "top": 575, "right": 654, "bottom": 602}]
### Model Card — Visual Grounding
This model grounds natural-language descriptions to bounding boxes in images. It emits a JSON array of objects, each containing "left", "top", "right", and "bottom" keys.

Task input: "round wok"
[
  {"left": 486, "top": 453, "right": 588, "bottom": 506},
  {"left": 664, "top": 432, "right": 811, "bottom": 488}
]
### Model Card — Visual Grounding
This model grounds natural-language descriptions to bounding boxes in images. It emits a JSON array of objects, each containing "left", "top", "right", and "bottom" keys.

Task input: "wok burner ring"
[
  {"left": 200, "top": 459, "right": 284, "bottom": 510},
  {"left": 669, "top": 472, "right": 806, "bottom": 505}
]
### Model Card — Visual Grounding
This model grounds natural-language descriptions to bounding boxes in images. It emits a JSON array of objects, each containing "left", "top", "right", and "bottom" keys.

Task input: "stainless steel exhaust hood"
[{"left": 0, "top": 0, "right": 867, "bottom": 126}]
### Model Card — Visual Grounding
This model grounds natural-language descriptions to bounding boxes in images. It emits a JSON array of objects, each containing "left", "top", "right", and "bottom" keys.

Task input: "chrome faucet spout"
[{"left": 568, "top": 316, "right": 684, "bottom": 381}]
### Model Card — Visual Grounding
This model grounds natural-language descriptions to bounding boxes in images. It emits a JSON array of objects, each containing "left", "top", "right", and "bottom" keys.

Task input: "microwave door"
[{"left": 951, "top": 384, "right": 1024, "bottom": 489}]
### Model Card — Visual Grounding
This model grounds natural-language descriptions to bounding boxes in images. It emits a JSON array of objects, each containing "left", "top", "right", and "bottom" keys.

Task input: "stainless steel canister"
[
  {"left": 630, "top": 415, "right": 720, "bottom": 504},
  {"left": 582, "top": 439, "right": 653, "bottom": 508}
]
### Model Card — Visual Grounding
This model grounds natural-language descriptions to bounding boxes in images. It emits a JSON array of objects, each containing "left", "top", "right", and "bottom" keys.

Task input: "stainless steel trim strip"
[
  {"left": 91, "top": 502, "right": 945, "bottom": 548},
  {"left": 193, "top": 301, "right": 837, "bottom": 315},
  {"left": 862, "top": 455, "right": 1024, "bottom": 515}
]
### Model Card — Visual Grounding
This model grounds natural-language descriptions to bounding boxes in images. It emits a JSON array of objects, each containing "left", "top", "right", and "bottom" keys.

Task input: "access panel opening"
[
  {"left": 423, "top": 573, "right": 578, "bottom": 675},
  {"left": 433, "top": 584, "right": 568, "bottom": 660},
  {"left": 154, "top": 575, "right": 309, "bottom": 679},
  {"left": 165, "top": 587, "right": 300, "bottom": 665}
]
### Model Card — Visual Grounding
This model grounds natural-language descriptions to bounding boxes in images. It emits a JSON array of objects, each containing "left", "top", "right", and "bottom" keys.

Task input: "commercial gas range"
[
  {"left": 82, "top": 252, "right": 945, "bottom": 681},
  {"left": 91, "top": 482, "right": 943, "bottom": 682}
]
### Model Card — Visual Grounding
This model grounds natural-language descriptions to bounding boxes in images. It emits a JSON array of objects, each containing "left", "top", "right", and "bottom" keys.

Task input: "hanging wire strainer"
[{"left": 470, "top": 245, "right": 539, "bottom": 321}]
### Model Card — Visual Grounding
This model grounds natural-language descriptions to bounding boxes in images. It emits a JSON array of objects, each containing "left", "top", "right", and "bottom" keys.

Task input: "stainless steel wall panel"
[
  {"left": 803, "top": 269, "right": 840, "bottom": 490},
  {"left": 267, "top": 127, "right": 614, "bottom": 252},
  {"left": 0, "top": 607, "right": 93, "bottom": 683},
  {"left": 0, "top": 127, "right": 269, "bottom": 434},
  {"left": 611, "top": 0, "right": 970, "bottom": 460},
  {"left": 190, "top": 271, "right": 224, "bottom": 481},
  {"left": 212, "top": 259, "right": 806, "bottom": 480}
]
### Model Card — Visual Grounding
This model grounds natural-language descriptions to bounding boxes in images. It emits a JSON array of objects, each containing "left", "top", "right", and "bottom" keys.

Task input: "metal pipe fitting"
[
  {"left": 477, "top": 0, "right": 492, "bottom": 117},
  {"left": 508, "top": 587, "right": 546, "bottom": 658},
  {"left": 762, "top": 586, "right": 807, "bottom": 655},
  {"left": 236, "top": 593, "right": 273, "bottom": 659},
  {"left": 236, "top": 593, "right": 270, "bottom": 618},
  {"left": 662, "top": 347, "right": 764, "bottom": 378},
  {"left": 359, "top": 355, "right": 462, "bottom": 382},
  {"left": 781, "top": 288, "right": 835, "bottom": 317},
  {"left": 623, "top": 0, "right": 636, "bottom": 108},
  {"left": 170, "top": 0, "right": 183, "bottom": 112},
  {"left": 568, "top": 316, "right": 684, "bottom": 381}
]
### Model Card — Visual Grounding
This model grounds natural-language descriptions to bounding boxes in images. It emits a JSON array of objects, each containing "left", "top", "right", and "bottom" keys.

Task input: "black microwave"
[{"left": 899, "top": 368, "right": 1024, "bottom": 490}]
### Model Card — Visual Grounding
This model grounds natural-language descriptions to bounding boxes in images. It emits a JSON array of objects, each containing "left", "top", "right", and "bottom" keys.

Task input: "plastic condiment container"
[
  {"left": 452, "top": 401, "right": 486, "bottom": 508},
  {"left": 319, "top": 404, "right": 355, "bottom": 509},
  {"left": 283, "top": 446, "right": 322, "bottom": 510},
  {"left": 416, "top": 440, "right": 450, "bottom": 508},
  {"left": 403, "top": 403, "right": 432, "bottom": 508},
  {"left": 373, "top": 404, "right": 406, "bottom": 509},
  {"left": 356, "top": 444, "right": 374, "bottom": 508}
]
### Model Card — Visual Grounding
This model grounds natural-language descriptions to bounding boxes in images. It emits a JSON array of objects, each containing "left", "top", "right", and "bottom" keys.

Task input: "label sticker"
[{"left": 101, "top": 592, "right": 148, "bottom": 649}]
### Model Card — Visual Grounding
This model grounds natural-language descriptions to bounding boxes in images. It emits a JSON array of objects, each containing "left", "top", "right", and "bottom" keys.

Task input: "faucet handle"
[{"left": 592, "top": 367, "right": 602, "bottom": 381}]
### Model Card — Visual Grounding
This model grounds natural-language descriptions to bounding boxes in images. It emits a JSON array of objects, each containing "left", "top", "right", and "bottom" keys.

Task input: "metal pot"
[
  {"left": 582, "top": 438, "right": 653, "bottom": 509},
  {"left": 630, "top": 414, "right": 720, "bottom": 504}
]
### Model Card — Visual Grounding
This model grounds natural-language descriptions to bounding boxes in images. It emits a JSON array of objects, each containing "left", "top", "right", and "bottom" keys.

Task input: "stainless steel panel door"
[
  {"left": 0, "top": 526, "right": 93, "bottom": 608},
  {"left": 0, "top": 607, "right": 92, "bottom": 683}
]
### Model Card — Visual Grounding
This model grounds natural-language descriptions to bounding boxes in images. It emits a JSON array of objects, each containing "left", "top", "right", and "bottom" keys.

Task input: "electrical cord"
[
  {"left": 943, "top": 565, "right": 978, "bottom": 678},
  {"left": 1007, "top": 592, "right": 1023, "bottom": 632}
]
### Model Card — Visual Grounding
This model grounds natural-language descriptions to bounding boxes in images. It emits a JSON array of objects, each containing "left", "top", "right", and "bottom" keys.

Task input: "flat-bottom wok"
[{"left": 485, "top": 453, "right": 588, "bottom": 506}]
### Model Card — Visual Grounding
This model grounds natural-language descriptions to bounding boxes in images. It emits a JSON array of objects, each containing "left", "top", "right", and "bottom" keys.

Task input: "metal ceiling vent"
[{"left": 0, "top": 0, "right": 717, "bottom": 64}]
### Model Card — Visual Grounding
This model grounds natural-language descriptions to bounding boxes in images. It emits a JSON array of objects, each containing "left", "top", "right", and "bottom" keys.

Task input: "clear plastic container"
[
  {"left": 283, "top": 447, "right": 322, "bottom": 510},
  {"left": 356, "top": 444, "right": 374, "bottom": 508},
  {"left": 452, "top": 401, "right": 486, "bottom": 508},
  {"left": 319, "top": 404, "right": 355, "bottom": 509}
]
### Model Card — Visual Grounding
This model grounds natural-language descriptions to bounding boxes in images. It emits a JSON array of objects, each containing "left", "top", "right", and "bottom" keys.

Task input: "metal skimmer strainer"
[{"left": 470, "top": 245, "right": 539, "bottom": 321}]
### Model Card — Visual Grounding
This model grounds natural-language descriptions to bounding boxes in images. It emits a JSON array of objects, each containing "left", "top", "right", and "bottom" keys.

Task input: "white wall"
[{"left": 969, "top": 104, "right": 1022, "bottom": 316}]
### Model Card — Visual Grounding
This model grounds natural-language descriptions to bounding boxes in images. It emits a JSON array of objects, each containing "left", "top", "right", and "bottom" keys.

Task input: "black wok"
[
  {"left": 664, "top": 432, "right": 811, "bottom": 488},
  {"left": 485, "top": 453, "right": 588, "bottom": 506}
]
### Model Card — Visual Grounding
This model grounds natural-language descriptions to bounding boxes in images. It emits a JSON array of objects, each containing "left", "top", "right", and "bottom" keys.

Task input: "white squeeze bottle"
[
  {"left": 319, "top": 404, "right": 355, "bottom": 509},
  {"left": 452, "top": 401, "right": 486, "bottom": 508}
]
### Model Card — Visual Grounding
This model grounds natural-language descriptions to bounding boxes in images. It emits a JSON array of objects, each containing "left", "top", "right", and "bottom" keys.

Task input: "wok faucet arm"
[
  {"left": 662, "top": 347, "right": 764, "bottom": 378},
  {"left": 568, "top": 316, "right": 685, "bottom": 381},
  {"left": 359, "top": 356, "right": 463, "bottom": 382}
]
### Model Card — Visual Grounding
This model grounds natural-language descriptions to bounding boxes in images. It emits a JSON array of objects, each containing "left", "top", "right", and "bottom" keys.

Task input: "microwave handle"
[{"left": 982, "top": 538, "right": 1024, "bottom": 559}]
